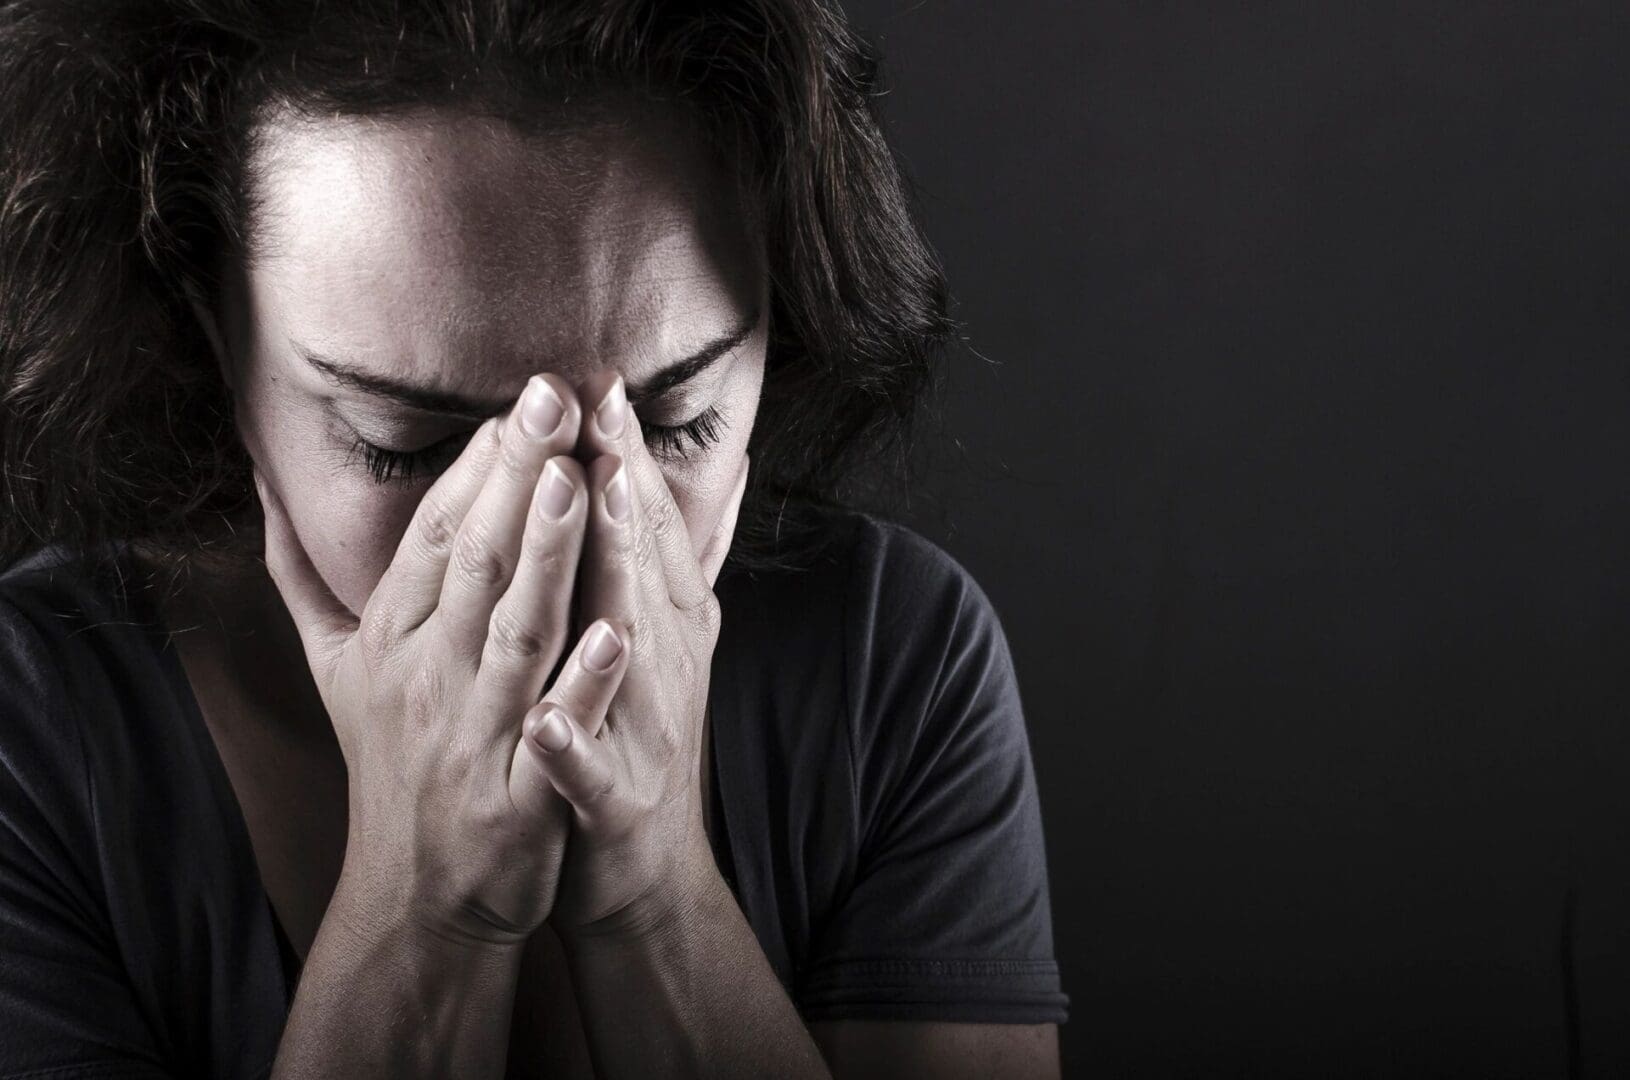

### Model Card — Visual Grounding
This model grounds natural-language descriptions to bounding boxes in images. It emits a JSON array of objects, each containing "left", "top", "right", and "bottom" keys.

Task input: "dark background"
[{"left": 839, "top": 2, "right": 1630, "bottom": 1076}]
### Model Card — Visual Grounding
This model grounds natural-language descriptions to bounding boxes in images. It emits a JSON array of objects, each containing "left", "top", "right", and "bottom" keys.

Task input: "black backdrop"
[{"left": 840, "top": 2, "right": 1630, "bottom": 1076}]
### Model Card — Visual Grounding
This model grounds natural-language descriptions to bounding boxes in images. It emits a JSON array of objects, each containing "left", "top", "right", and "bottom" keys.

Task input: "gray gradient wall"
[{"left": 842, "top": 2, "right": 1630, "bottom": 1075}]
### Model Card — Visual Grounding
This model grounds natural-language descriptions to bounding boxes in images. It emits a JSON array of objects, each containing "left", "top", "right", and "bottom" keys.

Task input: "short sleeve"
[
  {"left": 0, "top": 597, "right": 172, "bottom": 1078},
  {"left": 796, "top": 518, "right": 1070, "bottom": 1024}
]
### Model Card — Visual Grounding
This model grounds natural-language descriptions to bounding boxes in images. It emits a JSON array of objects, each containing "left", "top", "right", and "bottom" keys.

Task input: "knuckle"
[
  {"left": 581, "top": 771, "right": 619, "bottom": 811},
  {"left": 633, "top": 524, "right": 659, "bottom": 575},
  {"left": 451, "top": 529, "right": 509, "bottom": 589},
  {"left": 519, "top": 535, "right": 568, "bottom": 579},
  {"left": 416, "top": 498, "right": 460, "bottom": 557},
  {"left": 496, "top": 438, "right": 538, "bottom": 485},
  {"left": 610, "top": 526, "right": 640, "bottom": 572},
  {"left": 623, "top": 606, "right": 656, "bottom": 657},
  {"left": 642, "top": 488, "right": 678, "bottom": 536},
  {"left": 691, "top": 591, "right": 722, "bottom": 641},
  {"left": 675, "top": 646, "right": 699, "bottom": 689},
  {"left": 359, "top": 612, "right": 398, "bottom": 660},
  {"left": 486, "top": 609, "right": 552, "bottom": 663}
]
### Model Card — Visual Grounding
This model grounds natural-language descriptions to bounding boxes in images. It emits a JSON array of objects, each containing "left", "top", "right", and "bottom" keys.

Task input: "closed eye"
[
  {"left": 344, "top": 402, "right": 728, "bottom": 486},
  {"left": 640, "top": 404, "right": 727, "bottom": 460}
]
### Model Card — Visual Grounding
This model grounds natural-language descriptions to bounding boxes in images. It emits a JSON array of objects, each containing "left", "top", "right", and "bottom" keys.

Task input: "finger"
[
  {"left": 545, "top": 618, "right": 629, "bottom": 739},
  {"left": 518, "top": 708, "right": 630, "bottom": 832},
  {"left": 430, "top": 375, "right": 581, "bottom": 664},
  {"left": 574, "top": 452, "right": 671, "bottom": 722},
  {"left": 575, "top": 372, "right": 713, "bottom": 614},
  {"left": 365, "top": 413, "right": 504, "bottom": 641},
  {"left": 508, "top": 619, "right": 630, "bottom": 820},
  {"left": 698, "top": 451, "right": 749, "bottom": 588},
  {"left": 255, "top": 468, "right": 357, "bottom": 687},
  {"left": 477, "top": 455, "right": 590, "bottom": 721}
]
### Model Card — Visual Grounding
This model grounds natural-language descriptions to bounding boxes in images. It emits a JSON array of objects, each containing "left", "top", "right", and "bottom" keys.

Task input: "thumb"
[
  {"left": 698, "top": 451, "right": 749, "bottom": 588},
  {"left": 255, "top": 468, "right": 357, "bottom": 687}
]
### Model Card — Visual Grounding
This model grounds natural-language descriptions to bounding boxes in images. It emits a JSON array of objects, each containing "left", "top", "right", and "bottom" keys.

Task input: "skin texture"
[
  {"left": 228, "top": 104, "right": 765, "bottom": 615},
  {"left": 169, "top": 101, "right": 1059, "bottom": 1078}
]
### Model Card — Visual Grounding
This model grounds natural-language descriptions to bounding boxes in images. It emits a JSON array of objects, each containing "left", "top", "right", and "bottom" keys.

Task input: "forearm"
[
  {"left": 271, "top": 873, "right": 526, "bottom": 1079},
  {"left": 557, "top": 854, "right": 830, "bottom": 1079}
]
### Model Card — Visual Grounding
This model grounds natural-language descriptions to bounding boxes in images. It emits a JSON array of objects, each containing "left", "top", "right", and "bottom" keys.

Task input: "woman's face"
[{"left": 215, "top": 103, "right": 767, "bottom": 616}]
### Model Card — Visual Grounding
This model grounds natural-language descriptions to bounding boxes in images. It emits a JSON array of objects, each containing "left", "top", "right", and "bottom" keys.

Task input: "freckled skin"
[{"left": 222, "top": 101, "right": 768, "bottom": 616}]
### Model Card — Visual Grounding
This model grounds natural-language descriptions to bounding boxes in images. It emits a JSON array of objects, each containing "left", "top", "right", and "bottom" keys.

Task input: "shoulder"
[
  {"left": 0, "top": 547, "right": 119, "bottom": 771},
  {"left": 718, "top": 506, "right": 1013, "bottom": 707},
  {"left": 0, "top": 549, "right": 134, "bottom": 990},
  {"left": 0, "top": 546, "right": 135, "bottom": 830},
  {"left": 0, "top": 543, "right": 156, "bottom": 737},
  {"left": 0, "top": 544, "right": 176, "bottom": 856},
  {"left": 721, "top": 505, "right": 1005, "bottom": 642},
  {"left": 720, "top": 505, "right": 1027, "bottom": 809},
  {"left": 840, "top": 509, "right": 1007, "bottom": 652},
  {"left": 831, "top": 511, "right": 1023, "bottom": 758},
  {"left": 765, "top": 514, "right": 1068, "bottom": 1023}
]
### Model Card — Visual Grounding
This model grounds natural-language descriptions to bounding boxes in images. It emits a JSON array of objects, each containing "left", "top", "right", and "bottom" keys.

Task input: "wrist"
[
  {"left": 328, "top": 858, "right": 534, "bottom": 962},
  {"left": 556, "top": 829, "right": 723, "bottom": 949}
]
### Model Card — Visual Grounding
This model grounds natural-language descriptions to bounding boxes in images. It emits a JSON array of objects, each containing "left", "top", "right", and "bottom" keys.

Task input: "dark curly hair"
[{"left": 0, "top": 0, "right": 954, "bottom": 588}]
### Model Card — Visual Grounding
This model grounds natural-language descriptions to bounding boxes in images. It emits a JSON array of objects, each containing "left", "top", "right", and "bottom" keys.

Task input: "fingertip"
[
  {"left": 604, "top": 460, "right": 631, "bottom": 522},
  {"left": 534, "top": 455, "right": 584, "bottom": 523},
  {"left": 571, "top": 371, "right": 634, "bottom": 456},
  {"left": 534, "top": 372, "right": 584, "bottom": 437},
  {"left": 543, "top": 453, "right": 590, "bottom": 497},
  {"left": 585, "top": 451, "right": 623, "bottom": 485},
  {"left": 526, "top": 706, "right": 574, "bottom": 755},
  {"left": 582, "top": 618, "right": 627, "bottom": 673},
  {"left": 594, "top": 374, "right": 628, "bottom": 440},
  {"left": 585, "top": 454, "right": 630, "bottom": 524}
]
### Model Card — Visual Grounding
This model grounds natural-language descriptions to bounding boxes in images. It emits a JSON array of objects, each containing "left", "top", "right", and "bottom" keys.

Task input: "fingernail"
[
  {"left": 605, "top": 462, "right": 630, "bottom": 521},
  {"left": 519, "top": 376, "right": 565, "bottom": 438},
  {"left": 529, "top": 708, "right": 573, "bottom": 753},
  {"left": 584, "top": 621, "right": 623, "bottom": 672},
  {"left": 596, "top": 377, "right": 627, "bottom": 439},
  {"left": 537, "top": 460, "right": 574, "bottom": 521}
]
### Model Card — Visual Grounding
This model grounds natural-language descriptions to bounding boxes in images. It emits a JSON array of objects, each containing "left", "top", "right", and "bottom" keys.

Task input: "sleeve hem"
[
  {"left": 797, "top": 996, "right": 1070, "bottom": 1025},
  {"left": 796, "top": 956, "right": 1070, "bottom": 1024}
]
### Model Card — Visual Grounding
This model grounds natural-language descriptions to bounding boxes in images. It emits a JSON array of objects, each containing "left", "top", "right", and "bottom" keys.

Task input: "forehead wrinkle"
[{"left": 242, "top": 101, "right": 761, "bottom": 399}]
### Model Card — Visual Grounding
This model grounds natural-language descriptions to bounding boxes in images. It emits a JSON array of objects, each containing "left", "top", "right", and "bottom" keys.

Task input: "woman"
[{"left": 0, "top": 1, "right": 1067, "bottom": 1076}]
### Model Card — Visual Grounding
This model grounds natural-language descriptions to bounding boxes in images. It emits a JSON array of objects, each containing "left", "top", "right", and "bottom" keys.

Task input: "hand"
[
  {"left": 519, "top": 372, "right": 750, "bottom": 939},
  {"left": 254, "top": 374, "right": 632, "bottom": 949}
]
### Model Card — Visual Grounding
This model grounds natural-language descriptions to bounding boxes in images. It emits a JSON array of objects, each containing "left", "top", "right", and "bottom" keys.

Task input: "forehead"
[{"left": 243, "top": 103, "right": 760, "bottom": 390}]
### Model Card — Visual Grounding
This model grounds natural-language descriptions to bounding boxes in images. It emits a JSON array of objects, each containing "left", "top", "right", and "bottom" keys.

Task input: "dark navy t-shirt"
[{"left": 0, "top": 508, "right": 1067, "bottom": 1077}]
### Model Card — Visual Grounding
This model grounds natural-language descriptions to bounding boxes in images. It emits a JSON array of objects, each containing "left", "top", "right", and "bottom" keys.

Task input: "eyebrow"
[{"left": 294, "top": 313, "right": 759, "bottom": 420}]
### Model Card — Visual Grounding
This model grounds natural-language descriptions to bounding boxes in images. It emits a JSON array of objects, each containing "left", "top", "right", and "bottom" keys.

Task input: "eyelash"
[
  {"left": 644, "top": 404, "right": 728, "bottom": 460},
  {"left": 346, "top": 404, "right": 728, "bottom": 486}
]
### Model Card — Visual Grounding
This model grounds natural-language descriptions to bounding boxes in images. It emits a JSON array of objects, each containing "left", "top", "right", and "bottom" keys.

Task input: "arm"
[
  {"left": 519, "top": 373, "right": 828, "bottom": 1077},
  {"left": 800, "top": 519, "right": 1068, "bottom": 1079},
  {"left": 557, "top": 838, "right": 829, "bottom": 1078},
  {"left": 809, "top": 1021, "right": 1058, "bottom": 1080},
  {"left": 253, "top": 376, "right": 626, "bottom": 1078},
  {"left": 525, "top": 376, "right": 1065, "bottom": 1077},
  {"left": 272, "top": 876, "right": 524, "bottom": 1078}
]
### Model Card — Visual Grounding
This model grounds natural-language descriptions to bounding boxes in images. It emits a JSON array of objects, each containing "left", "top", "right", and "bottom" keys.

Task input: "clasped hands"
[{"left": 253, "top": 370, "right": 748, "bottom": 954}]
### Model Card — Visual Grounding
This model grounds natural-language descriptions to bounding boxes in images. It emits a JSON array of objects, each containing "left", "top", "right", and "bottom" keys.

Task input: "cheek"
[
  {"left": 664, "top": 467, "right": 723, "bottom": 558},
  {"left": 658, "top": 430, "right": 753, "bottom": 558},
  {"left": 241, "top": 395, "right": 422, "bottom": 617},
  {"left": 661, "top": 363, "right": 761, "bottom": 555},
  {"left": 271, "top": 468, "right": 413, "bottom": 617}
]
